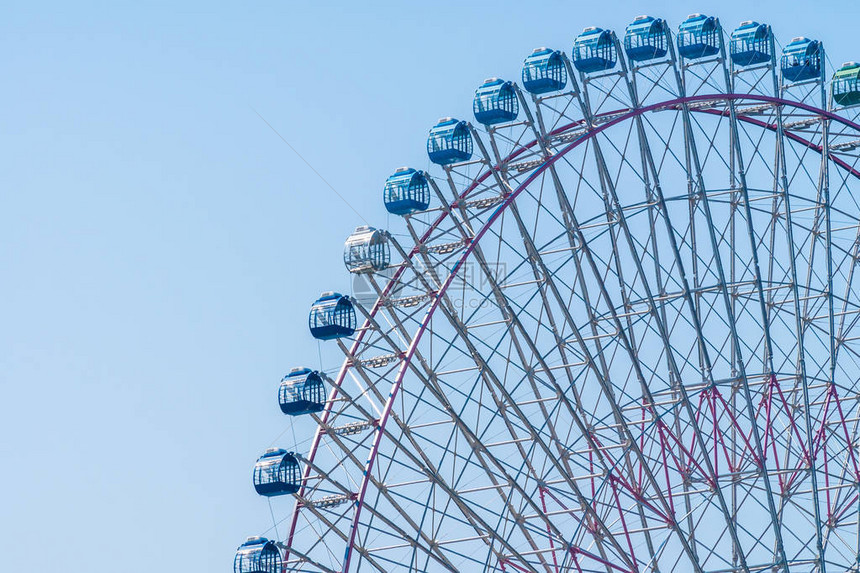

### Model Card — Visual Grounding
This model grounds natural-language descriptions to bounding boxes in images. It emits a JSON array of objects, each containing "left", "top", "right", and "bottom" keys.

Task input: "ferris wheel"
[{"left": 234, "top": 12, "right": 860, "bottom": 573}]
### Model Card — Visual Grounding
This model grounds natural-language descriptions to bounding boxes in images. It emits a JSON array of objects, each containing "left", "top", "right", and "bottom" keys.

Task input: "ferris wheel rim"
[{"left": 285, "top": 91, "right": 860, "bottom": 572}]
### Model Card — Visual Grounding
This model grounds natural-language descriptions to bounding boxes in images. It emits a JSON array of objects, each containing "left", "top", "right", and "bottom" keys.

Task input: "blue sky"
[{"left": 1, "top": 1, "right": 858, "bottom": 571}]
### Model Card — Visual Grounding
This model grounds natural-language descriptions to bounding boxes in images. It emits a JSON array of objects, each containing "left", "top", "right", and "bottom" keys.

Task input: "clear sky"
[{"left": 2, "top": 1, "right": 859, "bottom": 571}]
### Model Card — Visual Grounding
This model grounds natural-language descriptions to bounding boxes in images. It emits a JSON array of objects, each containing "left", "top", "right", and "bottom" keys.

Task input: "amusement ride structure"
[{"left": 235, "top": 12, "right": 860, "bottom": 573}]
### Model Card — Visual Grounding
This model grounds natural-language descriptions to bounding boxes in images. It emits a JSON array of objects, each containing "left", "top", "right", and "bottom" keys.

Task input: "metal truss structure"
[{"left": 246, "top": 13, "right": 860, "bottom": 573}]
